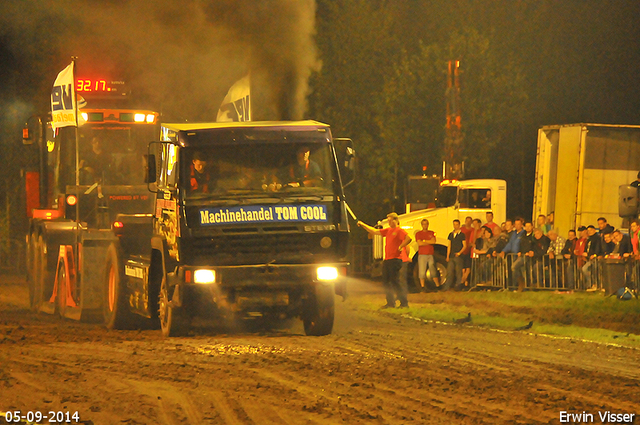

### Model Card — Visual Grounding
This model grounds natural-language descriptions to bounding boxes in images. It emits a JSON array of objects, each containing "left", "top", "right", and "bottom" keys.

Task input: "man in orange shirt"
[
  {"left": 415, "top": 218, "right": 438, "bottom": 291},
  {"left": 358, "top": 213, "right": 412, "bottom": 308}
]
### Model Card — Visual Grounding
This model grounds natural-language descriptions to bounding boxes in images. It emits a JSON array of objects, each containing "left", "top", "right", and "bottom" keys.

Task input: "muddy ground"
[{"left": 0, "top": 275, "right": 638, "bottom": 424}]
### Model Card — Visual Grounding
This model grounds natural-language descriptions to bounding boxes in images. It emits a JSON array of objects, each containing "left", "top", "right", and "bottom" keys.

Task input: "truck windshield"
[
  {"left": 56, "top": 124, "right": 157, "bottom": 190},
  {"left": 183, "top": 141, "right": 336, "bottom": 200},
  {"left": 435, "top": 186, "right": 458, "bottom": 208}
]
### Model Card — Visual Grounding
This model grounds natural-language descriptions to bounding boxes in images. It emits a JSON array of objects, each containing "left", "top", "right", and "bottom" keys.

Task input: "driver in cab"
[
  {"left": 80, "top": 136, "right": 113, "bottom": 184},
  {"left": 190, "top": 151, "right": 211, "bottom": 193}
]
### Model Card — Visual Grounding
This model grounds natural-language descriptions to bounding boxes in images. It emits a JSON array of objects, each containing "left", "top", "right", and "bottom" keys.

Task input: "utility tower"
[{"left": 444, "top": 60, "right": 464, "bottom": 179}]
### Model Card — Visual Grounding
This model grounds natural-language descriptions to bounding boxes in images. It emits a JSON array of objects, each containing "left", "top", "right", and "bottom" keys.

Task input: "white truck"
[
  {"left": 372, "top": 178, "right": 507, "bottom": 284},
  {"left": 533, "top": 124, "right": 640, "bottom": 234}
]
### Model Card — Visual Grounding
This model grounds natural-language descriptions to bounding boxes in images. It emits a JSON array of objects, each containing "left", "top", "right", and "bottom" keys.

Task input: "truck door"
[{"left": 155, "top": 143, "right": 180, "bottom": 262}]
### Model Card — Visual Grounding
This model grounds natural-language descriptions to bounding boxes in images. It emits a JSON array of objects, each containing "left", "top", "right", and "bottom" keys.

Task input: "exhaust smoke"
[{"left": 0, "top": 0, "right": 320, "bottom": 121}]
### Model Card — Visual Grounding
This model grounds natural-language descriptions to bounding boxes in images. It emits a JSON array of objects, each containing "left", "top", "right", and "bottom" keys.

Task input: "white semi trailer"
[{"left": 533, "top": 124, "right": 640, "bottom": 233}]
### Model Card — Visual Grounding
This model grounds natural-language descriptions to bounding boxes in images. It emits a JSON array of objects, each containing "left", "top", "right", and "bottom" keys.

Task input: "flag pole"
[{"left": 72, "top": 56, "right": 80, "bottom": 229}]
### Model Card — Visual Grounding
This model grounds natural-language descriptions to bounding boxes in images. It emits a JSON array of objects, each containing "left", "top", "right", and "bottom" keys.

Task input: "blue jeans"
[
  {"left": 445, "top": 256, "right": 463, "bottom": 290},
  {"left": 382, "top": 259, "right": 408, "bottom": 306}
]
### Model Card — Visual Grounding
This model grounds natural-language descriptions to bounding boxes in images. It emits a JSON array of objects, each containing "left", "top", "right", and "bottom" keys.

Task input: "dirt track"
[{"left": 0, "top": 275, "right": 639, "bottom": 424}]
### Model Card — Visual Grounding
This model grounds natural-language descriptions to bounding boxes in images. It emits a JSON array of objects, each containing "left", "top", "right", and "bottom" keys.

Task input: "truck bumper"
[
  {"left": 168, "top": 263, "right": 348, "bottom": 313},
  {"left": 171, "top": 262, "right": 346, "bottom": 288}
]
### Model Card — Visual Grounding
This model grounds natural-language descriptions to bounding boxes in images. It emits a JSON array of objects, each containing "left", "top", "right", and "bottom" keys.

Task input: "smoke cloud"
[{"left": 0, "top": 0, "right": 320, "bottom": 121}]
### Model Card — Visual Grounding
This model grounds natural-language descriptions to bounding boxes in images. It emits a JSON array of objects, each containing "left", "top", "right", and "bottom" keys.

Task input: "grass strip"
[{"left": 358, "top": 290, "right": 640, "bottom": 348}]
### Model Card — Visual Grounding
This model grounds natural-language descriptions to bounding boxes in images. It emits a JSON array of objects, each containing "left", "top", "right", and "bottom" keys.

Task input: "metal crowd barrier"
[
  {"left": 469, "top": 254, "right": 640, "bottom": 292},
  {"left": 350, "top": 244, "right": 373, "bottom": 276}
]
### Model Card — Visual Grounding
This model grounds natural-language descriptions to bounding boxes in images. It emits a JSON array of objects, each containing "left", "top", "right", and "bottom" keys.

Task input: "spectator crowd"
[{"left": 442, "top": 212, "right": 639, "bottom": 292}]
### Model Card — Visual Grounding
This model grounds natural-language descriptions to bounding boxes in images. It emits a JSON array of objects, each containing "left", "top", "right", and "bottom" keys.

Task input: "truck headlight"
[
  {"left": 194, "top": 269, "right": 215, "bottom": 284},
  {"left": 317, "top": 266, "right": 338, "bottom": 281}
]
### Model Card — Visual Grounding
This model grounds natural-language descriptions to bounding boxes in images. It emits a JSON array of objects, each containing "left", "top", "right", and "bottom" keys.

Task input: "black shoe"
[
  {"left": 380, "top": 304, "right": 395, "bottom": 309},
  {"left": 398, "top": 303, "right": 409, "bottom": 308}
]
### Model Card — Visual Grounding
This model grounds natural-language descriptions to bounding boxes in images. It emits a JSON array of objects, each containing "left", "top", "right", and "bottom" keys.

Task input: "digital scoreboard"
[{"left": 76, "top": 78, "right": 127, "bottom": 97}]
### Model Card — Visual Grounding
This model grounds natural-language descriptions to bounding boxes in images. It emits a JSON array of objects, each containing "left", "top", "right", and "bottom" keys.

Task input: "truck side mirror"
[
  {"left": 334, "top": 138, "right": 356, "bottom": 188},
  {"left": 22, "top": 115, "right": 43, "bottom": 146},
  {"left": 22, "top": 126, "right": 33, "bottom": 145},
  {"left": 619, "top": 185, "right": 639, "bottom": 218},
  {"left": 145, "top": 154, "right": 157, "bottom": 184}
]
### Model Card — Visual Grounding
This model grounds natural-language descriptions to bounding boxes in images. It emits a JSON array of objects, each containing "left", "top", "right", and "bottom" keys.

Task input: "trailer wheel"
[
  {"left": 158, "top": 278, "right": 189, "bottom": 337},
  {"left": 302, "top": 283, "right": 335, "bottom": 336},
  {"left": 103, "top": 244, "right": 135, "bottom": 329}
]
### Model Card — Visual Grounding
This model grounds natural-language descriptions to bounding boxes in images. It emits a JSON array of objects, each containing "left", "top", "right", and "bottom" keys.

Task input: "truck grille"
[{"left": 187, "top": 233, "right": 318, "bottom": 265}]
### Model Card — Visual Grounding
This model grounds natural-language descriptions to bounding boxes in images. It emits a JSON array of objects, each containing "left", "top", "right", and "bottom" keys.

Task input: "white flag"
[
  {"left": 51, "top": 62, "right": 77, "bottom": 130},
  {"left": 217, "top": 75, "right": 251, "bottom": 122}
]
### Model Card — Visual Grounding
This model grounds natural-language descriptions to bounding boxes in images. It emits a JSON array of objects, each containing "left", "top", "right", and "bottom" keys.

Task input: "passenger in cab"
[{"left": 285, "top": 146, "right": 323, "bottom": 188}]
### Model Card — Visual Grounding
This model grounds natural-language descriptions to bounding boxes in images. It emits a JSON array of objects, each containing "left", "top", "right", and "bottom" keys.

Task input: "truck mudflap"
[{"left": 43, "top": 230, "right": 117, "bottom": 322}]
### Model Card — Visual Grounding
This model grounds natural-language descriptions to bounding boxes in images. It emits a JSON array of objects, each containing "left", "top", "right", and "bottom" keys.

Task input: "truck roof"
[
  {"left": 161, "top": 120, "right": 329, "bottom": 132},
  {"left": 540, "top": 123, "right": 640, "bottom": 130}
]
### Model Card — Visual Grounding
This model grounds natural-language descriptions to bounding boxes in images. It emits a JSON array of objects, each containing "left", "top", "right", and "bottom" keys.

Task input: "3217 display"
[{"left": 76, "top": 79, "right": 124, "bottom": 93}]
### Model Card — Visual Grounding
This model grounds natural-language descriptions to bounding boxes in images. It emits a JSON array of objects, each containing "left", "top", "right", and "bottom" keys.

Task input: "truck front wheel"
[
  {"left": 431, "top": 254, "right": 448, "bottom": 289},
  {"left": 302, "top": 283, "right": 335, "bottom": 336},
  {"left": 159, "top": 280, "right": 189, "bottom": 337},
  {"left": 103, "top": 244, "right": 135, "bottom": 329}
]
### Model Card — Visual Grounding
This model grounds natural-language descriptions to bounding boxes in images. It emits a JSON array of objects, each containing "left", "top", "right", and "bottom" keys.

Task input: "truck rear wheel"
[
  {"left": 158, "top": 279, "right": 189, "bottom": 337},
  {"left": 302, "top": 283, "right": 335, "bottom": 336},
  {"left": 33, "top": 235, "right": 52, "bottom": 312},
  {"left": 27, "top": 233, "right": 40, "bottom": 311},
  {"left": 103, "top": 244, "right": 135, "bottom": 329},
  {"left": 56, "top": 260, "right": 68, "bottom": 318}
]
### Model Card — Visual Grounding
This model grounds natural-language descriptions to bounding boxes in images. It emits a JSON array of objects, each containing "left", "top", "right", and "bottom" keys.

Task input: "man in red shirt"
[
  {"left": 415, "top": 218, "right": 438, "bottom": 291},
  {"left": 358, "top": 213, "right": 412, "bottom": 308},
  {"left": 574, "top": 226, "right": 588, "bottom": 267},
  {"left": 484, "top": 211, "right": 499, "bottom": 234}
]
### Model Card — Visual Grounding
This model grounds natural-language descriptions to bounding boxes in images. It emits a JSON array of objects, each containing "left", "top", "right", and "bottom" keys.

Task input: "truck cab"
[
  {"left": 24, "top": 106, "right": 160, "bottom": 321},
  {"left": 137, "top": 121, "right": 354, "bottom": 336}
]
